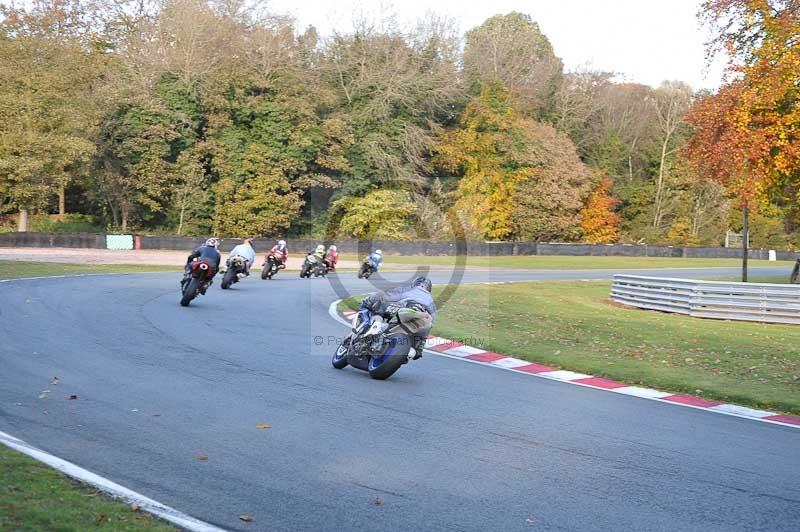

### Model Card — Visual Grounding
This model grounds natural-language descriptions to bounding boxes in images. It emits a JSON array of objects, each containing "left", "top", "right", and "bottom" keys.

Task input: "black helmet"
[{"left": 412, "top": 276, "right": 432, "bottom": 292}]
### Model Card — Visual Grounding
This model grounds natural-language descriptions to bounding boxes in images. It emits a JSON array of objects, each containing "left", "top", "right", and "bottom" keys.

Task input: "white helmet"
[
  {"left": 329, "top": 244, "right": 337, "bottom": 251},
  {"left": 278, "top": 239, "right": 286, "bottom": 247},
  {"left": 205, "top": 238, "right": 220, "bottom": 248},
  {"left": 374, "top": 249, "right": 382, "bottom": 255},
  {"left": 315, "top": 244, "right": 325, "bottom": 253}
]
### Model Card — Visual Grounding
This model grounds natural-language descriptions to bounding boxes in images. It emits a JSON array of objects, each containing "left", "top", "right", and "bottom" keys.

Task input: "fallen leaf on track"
[
  {"left": 255, "top": 423, "right": 271, "bottom": 430},
  {"left": 239, "top": 515, "right": 253, "bottom": 522},
  {"left": 68, "top": 394, "right": 78, "bottom": 400},
  {"left": 42, "top": 409, "right": 48, "bottom": 416},
  {"left": 196, "top": 455, "right": 208, "bottom": 461},
  {"left": 38, "top": 391, "right": 50, "bottom": 399},
  {"left": 51, "top": 377, "right": 60, "bottom": 385},
  {"left": 373, "top": 496, "right": 382, "bottom": 506}
]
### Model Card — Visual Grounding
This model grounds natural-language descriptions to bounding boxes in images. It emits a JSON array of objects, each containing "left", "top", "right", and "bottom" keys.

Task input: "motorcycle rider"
[
  {"left": 184, "top": 238, "right": 221, "bottom": 294},
  {"left": 324, "top": 244, "right": 339, "bottom": 272},
  {"left": 227, "top": 238, "right": 256, "bottom": 276},
  {"left": 359, "top": 276, "right": 435, "bottom": 359},
  {"left": 364, "top": 249, "right": 383, "bottom": 272},
  {"left": 268, "top": 239, "right": 289, "bottom": 269},
  {"left": 313, "top": 244, "right": 325, "bottom": 260}
]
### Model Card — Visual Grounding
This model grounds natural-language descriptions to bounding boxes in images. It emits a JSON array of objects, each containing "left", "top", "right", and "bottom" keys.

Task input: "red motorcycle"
[
  {"left": 180, "top": 259, "right": 214, "bottom": 306},
  {"left": 261, "top": 250, "right": 284, "bottom": 280}
]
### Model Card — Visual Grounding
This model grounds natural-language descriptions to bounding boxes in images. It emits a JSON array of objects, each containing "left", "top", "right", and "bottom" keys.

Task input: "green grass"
[
  {"left": 340, "top": 279, "right": 800, "bottom": 414},
  {"left": 0, "top": 261, "right": 178, "bottom": 280},
  {"left": 339, "top": 254, "right": 794, "bottom": 271},
  {"left": 431, "top": 280, "right": 800, "bottom": 414},
  {"left": 0, "top": 446, "right": 175, "bottom": 531}
]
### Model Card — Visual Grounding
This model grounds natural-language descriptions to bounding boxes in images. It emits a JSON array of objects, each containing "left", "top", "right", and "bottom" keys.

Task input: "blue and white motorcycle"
[{"left": 332, "top": 303, "right": 432, "bottom": 380}]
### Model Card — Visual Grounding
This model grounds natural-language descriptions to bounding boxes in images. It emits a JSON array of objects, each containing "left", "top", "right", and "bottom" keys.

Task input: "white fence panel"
[
  {"left": 611, "top": 275, "right": 800, "bottom": 325},
  {"left": 106, "top": 234, "right": 134, "bottom": 250}
]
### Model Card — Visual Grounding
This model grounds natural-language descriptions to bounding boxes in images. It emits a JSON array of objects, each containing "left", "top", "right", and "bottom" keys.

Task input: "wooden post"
[
  {"left": 18, "top": 209, "right": 28, "bottom": 232},
  {"left": 742, "top": 203, "right": 749, "bottom": 282}
]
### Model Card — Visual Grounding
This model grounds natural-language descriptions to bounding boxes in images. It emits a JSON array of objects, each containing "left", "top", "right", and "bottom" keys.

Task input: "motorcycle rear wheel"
[
  {"left": 180, "top": 277, "right": 201, "bottom": 307},
  {"left": 367, "top": 333, "right": 410, "bottom": 380},
  {"left": 260, "top": 265, "right": 269, "bottom": 280}
]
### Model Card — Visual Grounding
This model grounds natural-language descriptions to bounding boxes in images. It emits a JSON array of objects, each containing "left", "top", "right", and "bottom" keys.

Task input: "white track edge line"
[
  {"left": 327, "top": 298, "right": 799, "bottom": 430},
  {"left": 0, "top": 430, "right": 227, "bottom": 532}
]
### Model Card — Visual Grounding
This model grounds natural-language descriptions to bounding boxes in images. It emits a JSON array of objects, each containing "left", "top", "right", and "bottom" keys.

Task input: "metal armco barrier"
[{"left": 611, "top": 275, "right": 800, "bottom": 325}]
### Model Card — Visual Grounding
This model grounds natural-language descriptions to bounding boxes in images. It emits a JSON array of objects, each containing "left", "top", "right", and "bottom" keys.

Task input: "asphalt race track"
[{"left": 1, "top": 266, "right": 798, "bottom": 531}]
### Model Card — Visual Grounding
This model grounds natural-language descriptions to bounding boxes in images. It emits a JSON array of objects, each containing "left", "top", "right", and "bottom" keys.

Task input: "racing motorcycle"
[
  {"left": 331, "top": 303, "right": 432, "bottom": 380},
  {"left": 221, "top": 255, "right": 247, "bottom": 289},
  {"left": 358, "top": 259, "right": 376, "bottom": 279},
  {"left": 299, "top": 253, "right": 328, "bottom": 278},
  {"left": 261, "top": 250, "right": 283, "bottom": 280},
  {"left": 180, "top": 259, "right": 214, "bottom": 306}
]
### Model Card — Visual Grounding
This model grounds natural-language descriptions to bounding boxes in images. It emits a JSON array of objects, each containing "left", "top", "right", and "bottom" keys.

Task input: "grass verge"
[
  {"left": 339, "top": 254, "right": 794, "bottom": 271},
  {"left": 339, "top": 279, "right": 800, "bottom": 414},
  {"left": 0, "top": 445, "right": 175, "bottom": 531},
  {"left": 0, "top": 261, "right": 177, "bottom": 280}
]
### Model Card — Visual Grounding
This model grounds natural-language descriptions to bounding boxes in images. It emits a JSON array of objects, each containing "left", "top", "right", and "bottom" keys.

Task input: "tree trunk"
[
  {"left": 121, "top": 205, "right": 129, "bottom": 232},
  {"left": 58, "top": 185, "right": 66, "bottom": 220},
  {"left": 177, "top": 199, "right": 186, "bottom": 236},
  {"left": 653, "top": 134, "right": 670, "bottom": 228},
  {"left": 18, "top": 209, "right": 28, "bottom": 232},
  {"left": 742, "top": 203, "right": 749, "bottom": 283}
]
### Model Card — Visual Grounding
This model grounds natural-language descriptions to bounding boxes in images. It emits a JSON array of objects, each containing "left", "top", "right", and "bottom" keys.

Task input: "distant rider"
[
  {"left": 360, "top": 276, "right": 435, "bottom": 359},
  {"left": 324, "top": 244, "right": 339, "bottom": 271},
  {"left": 228, "top": 238, "right": 256, "bottom": 276},
  {"left": 365, "top": 249, "right": 383, "bottom": 272},
  {"left": 184, "top": 238, "right": 221, "bottom": 293},
  {"left": 269, "top": 239, "right": 289, "bottom": 269}
]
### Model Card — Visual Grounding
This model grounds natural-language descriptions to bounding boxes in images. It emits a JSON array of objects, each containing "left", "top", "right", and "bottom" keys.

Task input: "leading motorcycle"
[
  {"left": 331, "top": 303, "right": 432, "bottom": 380},
  {"left": 180, "top": 259, "right": 214, "bottom": 306},
  {"left": 221, "top": 255, "right": 247, "bottom": 289}
]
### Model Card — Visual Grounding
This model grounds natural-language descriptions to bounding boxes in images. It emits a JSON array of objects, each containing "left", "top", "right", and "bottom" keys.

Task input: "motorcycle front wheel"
[
  {"left": 261, "top": 264, "right": 269, "bottom": 280},
  {"left": 221, "top": 268, "right": 236, "bottom": 289},
  {"left": 332, "top": 338, "right": 350, "bottom": 369}
]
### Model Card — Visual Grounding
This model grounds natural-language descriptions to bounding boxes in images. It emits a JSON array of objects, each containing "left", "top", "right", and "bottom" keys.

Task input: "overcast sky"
[{"left": 269, "top": 0, "right": 727, "bottom": 91}]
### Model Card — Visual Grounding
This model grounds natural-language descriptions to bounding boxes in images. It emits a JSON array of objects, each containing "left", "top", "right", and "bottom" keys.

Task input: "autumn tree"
[
  {"left": 687, "top": 0, "right": 800, "bottom": 279},
  {"left": 581, "top": 177, "right": 621, "bottom": 243},
  {"left": 0, "top": 0, "right": 100, "bottom": 230},
  {"left": 463, "top": 12, "right": 562, "bottom": 118},
  {"left": 435, "top": 82, "right": 593, "bottom": 241}
]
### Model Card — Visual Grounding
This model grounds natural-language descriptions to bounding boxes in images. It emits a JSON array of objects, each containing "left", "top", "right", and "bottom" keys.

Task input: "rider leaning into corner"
[
  {"left": 269, "top": 239, "right": 289, "bottom": 269},
  {"left": 360, "top": 276, "right": 435, "bottom": 360},
  {"left": 228, "top": 238, "right": 256, "bottom": 275},
  {"left": 184, "top": 238, "right": 221, "bottom": 293}
]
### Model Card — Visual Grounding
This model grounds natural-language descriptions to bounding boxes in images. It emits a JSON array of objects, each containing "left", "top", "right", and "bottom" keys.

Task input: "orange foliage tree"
[
  {"left": 686, "top": 0, "right": 800, "bottom": 278},
  {"left": 580, "top": 177, "right": 621, "bottom": 243}
]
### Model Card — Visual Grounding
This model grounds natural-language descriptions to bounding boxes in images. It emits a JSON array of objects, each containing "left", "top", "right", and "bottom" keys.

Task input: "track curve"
[{"left": 1, "top": 267, "right": 799, "bottom": 532}]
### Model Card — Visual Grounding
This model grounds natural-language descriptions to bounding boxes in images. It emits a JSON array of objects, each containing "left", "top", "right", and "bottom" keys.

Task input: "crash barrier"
[
  {"left": 105, "top": 234, "right": 134, "bottom": 250},
  {"left": 611, "top": 274, "right": 800, "bottom": 325},
  {"left": 0, "top": 232, "right": 798, "bottom": 259}
]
